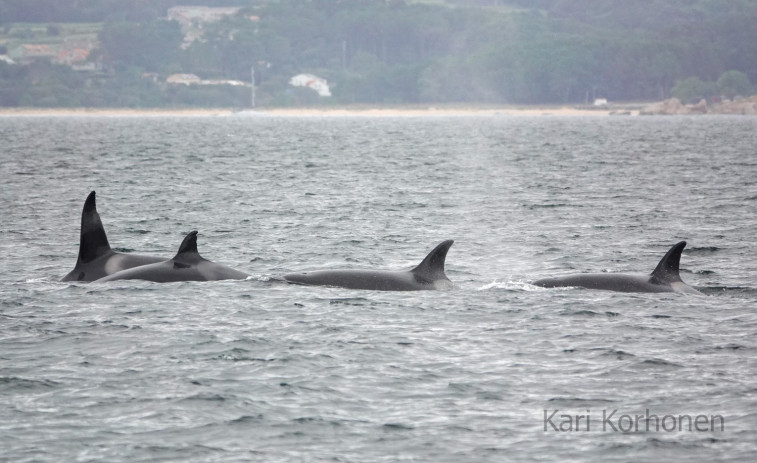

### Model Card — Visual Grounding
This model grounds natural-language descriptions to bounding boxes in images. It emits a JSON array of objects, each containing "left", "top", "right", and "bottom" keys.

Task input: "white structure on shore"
[
  {"left": 167, "top": 6, "right": 242, "bottom": 27},
  {"left": 289, "top": 74, "right": 331, "bottom": 97},
  {"left": 166, "top": 73, "right": 246, "bottom": 87}
]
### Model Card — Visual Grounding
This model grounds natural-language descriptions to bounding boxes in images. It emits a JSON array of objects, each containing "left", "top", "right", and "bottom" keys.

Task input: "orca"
[
  {"left": 283, "top": 240, "right": 454, "bottom": 291},
  {"left": 61, "top": 191, "right": 164, "bottom": 282},
  {"left": 532, "top": 241, "right": 702, "bottom": 294},
  {"left": 93, "top": 231, "right": 248, "bottom": 283}
]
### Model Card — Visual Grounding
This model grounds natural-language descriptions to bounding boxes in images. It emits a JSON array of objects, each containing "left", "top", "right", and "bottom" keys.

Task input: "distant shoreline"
[
  {"left": 0, "top": 105, "right": 635, "bottom": 117},
  {"left": 4, "top": 99, "right": 751, "bottom": 117}
]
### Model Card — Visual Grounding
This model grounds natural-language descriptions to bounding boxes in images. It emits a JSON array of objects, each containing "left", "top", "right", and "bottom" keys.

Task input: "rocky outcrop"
[
  {"left": 709, "top": 95, "right": 757, "bottom": 114},
  {"left": 640, "top": 98, "right": 707, "bottom": 115},
  {"left": 641, "top": 96, "right": 757, "bottom": 115},
  {"left": 689, "top": 99, "right": 708, "bottom": 114}
]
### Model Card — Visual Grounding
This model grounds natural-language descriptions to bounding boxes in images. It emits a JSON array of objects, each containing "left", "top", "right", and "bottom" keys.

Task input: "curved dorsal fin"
[
  {"left": 173, "top": 230, "right": 204, "bottom": 264},
  {"left": 411, "top": 240, "right": 454, "bottom": 280},
  {"left": 77, "top": 191, "right": 112, "bottom": 263},
  {"left": 650, "top": 241, "right": 686, "bottom": 283}
]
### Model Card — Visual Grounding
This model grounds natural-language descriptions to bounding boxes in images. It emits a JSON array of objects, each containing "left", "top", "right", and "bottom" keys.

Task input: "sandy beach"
[
  {"left": 0, "top": 107, "right": 236, "bottom": 117},
  {"left": 265, "top": 106, "right": 627, "bottom": 117},
  {"left": 0, "top": 105, "right": 637, "bottom": 117}
]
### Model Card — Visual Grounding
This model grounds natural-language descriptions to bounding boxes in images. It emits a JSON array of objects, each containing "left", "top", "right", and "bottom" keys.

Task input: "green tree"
[
  {"left": 99, "top": 19, "right": 182, "bottom": 72},
  {"left": 671, "top": 76, "right": 719, "bottom": 103},
  {"left": 717, "top": 70, "right": 752, "bottom": 98}
]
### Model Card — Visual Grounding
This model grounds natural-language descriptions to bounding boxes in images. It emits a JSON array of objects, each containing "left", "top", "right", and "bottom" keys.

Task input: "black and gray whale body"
[
  {"left": 94, "top": 231, "right": 249, "bottom": 283},
  {"left": 284, "top": 240, "right": 454, "bottom": 291},
  {"left": 532, "top": 241, "right": 702, "bottom": 294},
  {"left": 61, "top": 191, "right": 164, "bottom": 282}
]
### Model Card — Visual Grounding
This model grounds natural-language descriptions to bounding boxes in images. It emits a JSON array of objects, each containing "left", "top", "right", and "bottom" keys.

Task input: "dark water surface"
[{"left": 1, "top": 114, "right": 756, "bottom": 461}]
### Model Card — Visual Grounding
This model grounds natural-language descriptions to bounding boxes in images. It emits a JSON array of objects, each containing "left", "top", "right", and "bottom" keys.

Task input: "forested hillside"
[{"left": 1, "top": 0, "right": 755, "bottom": 107}]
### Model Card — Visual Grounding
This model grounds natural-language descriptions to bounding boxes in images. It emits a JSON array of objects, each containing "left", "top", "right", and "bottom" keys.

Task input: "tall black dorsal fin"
[
  {"left": 173, "top": 230, "right": 204, "bottom": 264},
  {"left": 650, "top": 241, "right": 686, "bottom": 283},
  {"left": 411, "top": 240, "right": 454, "bottom": 280},
  {"left": 78, "top": 191, "right": 112, "bottom": 263}
]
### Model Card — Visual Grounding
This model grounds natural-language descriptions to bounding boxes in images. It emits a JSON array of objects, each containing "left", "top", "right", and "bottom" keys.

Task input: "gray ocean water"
[{"left": 1, "top": 114, "right": 756, "bottom": 462}]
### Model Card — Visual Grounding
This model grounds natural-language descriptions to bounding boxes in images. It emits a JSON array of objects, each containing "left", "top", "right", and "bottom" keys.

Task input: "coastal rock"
[
  {"left": 709, "top": 95, "right": 757, "bottom": 114},
  {"left": 640, "top": 98, "right": 705, "bottom": 115},
  {"left": 689, "top": 98, "right": 708, "bottom": 114},
  {"left": 641, "top": 95, "right": 757, "bottom": 115}
]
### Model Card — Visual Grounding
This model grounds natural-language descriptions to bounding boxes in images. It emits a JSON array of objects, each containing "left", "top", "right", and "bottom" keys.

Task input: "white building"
[
  {"left": 166, "top": 73, "right": 246, "bottom": 87},
  {"left": 289, "top": 73, "right": 331, "bottom": 97},
  {"left": 167, "top": 6, "right": 247, "bottom": 48},
  {"left": 166, "top": 73, "right": 203, "bottom": 85},
  {"left": 167, "top": 7, "right": 242, "bottom": 28}
]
